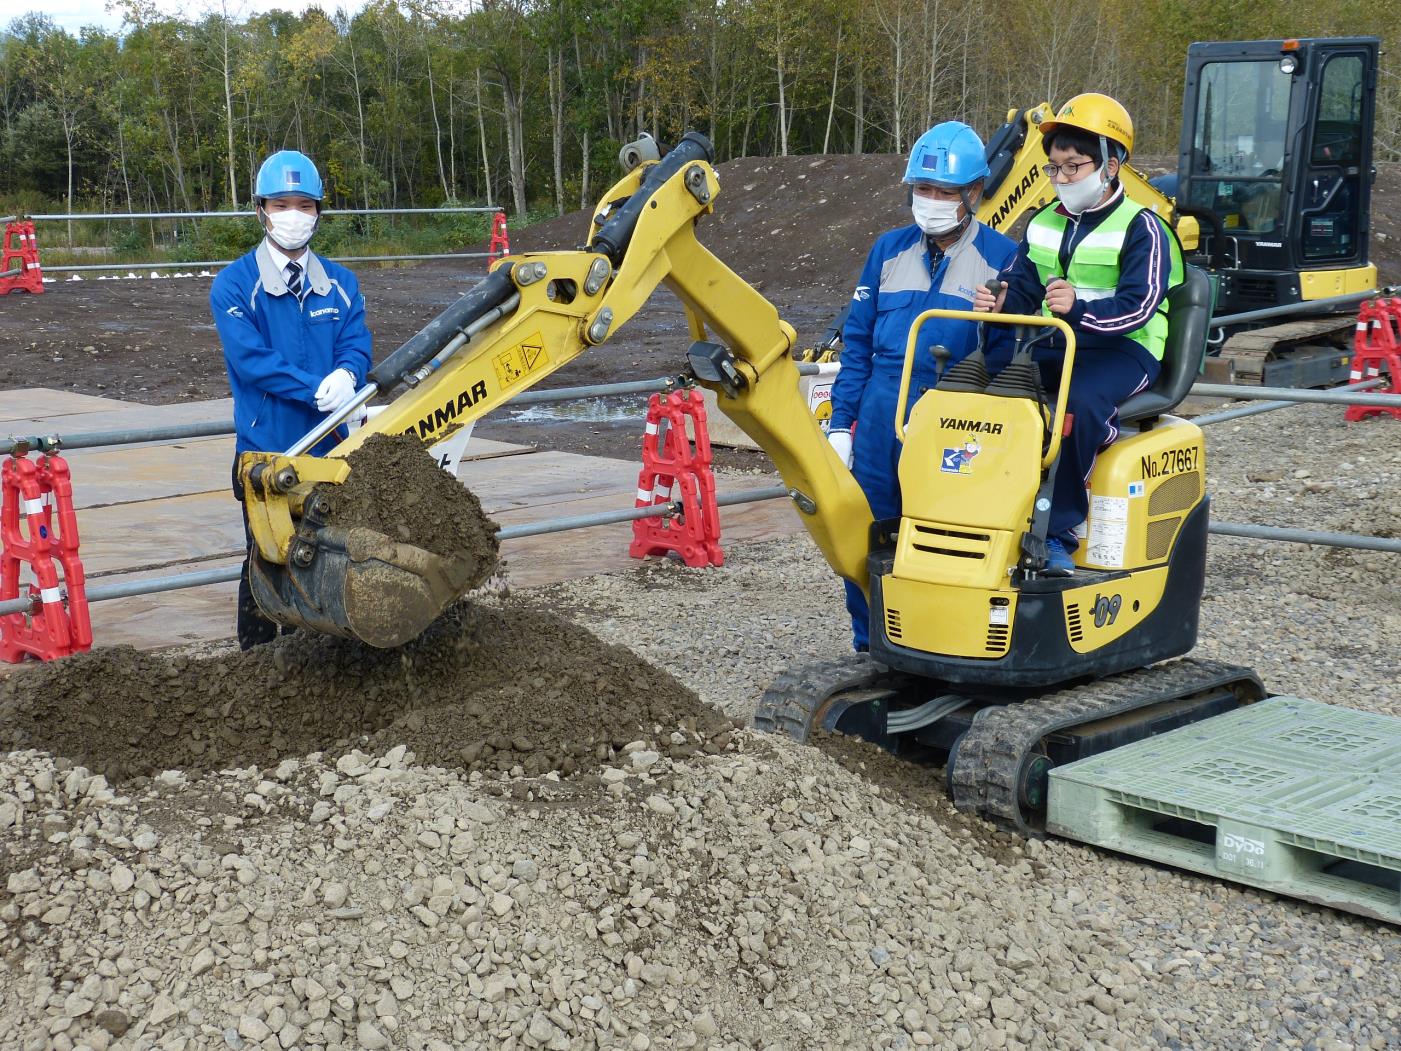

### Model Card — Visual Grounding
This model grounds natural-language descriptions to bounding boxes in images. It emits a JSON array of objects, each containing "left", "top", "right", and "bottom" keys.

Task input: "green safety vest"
[{"left": 1025, "top": 196, "right": 1183, "bottom": 361}]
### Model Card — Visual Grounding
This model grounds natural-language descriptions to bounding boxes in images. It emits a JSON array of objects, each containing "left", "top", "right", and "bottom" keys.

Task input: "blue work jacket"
[
  {"left": 831, "top": 221, "right": 1016, "bottom": 432},
  {"left": 211, "top": 241, "right": 373, "bottom": 456}
]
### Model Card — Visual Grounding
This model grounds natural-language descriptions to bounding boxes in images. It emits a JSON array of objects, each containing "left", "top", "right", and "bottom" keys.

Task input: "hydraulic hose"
[
  {"left": 367, "top": 263, "right": 517, "bottom": 392},
  {"left": 590, "top": 131, "right": 716, "bottom": 265}
]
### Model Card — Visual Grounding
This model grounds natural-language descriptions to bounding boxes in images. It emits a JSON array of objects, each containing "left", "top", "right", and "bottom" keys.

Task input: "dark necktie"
[{"left": 286, "top": 260, "right": 303, "bottom": 299}]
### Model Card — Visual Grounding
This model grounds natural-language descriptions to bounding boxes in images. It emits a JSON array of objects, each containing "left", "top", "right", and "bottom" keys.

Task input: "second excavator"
[{"left": 237, "top": 131, "right": 1265, "bottom": 834}]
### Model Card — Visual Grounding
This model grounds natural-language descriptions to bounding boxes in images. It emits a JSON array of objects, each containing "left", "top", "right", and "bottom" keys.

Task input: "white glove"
[
  {"left": 828, "top": 427, "right": 854, "bottom": 469},
  {"left": 315, "top": 368, "right": 357, "bottom": 414}
]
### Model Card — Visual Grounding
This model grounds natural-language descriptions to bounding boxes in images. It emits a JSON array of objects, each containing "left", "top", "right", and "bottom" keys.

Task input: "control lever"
[
  {"left": 977, "top": 279, "right": 1006, "bottom": 352},
  {"left": 931, "top": 344, "right": 951, "bottom": 381}
]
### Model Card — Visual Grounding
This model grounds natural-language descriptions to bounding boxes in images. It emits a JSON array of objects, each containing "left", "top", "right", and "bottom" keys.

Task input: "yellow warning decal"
[{"left": 493, "top": 333, "right": 549, "bottom": 390}]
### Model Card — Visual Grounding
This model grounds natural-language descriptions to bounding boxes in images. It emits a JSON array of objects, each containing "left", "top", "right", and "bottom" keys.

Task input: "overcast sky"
[{"left": 28, "top": 0, "right": 369, "bottom": 36}]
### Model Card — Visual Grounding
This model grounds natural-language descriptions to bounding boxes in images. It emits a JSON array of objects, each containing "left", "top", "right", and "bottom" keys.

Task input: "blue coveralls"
[
  {"left": 832, "top": 220, "right": 1016, "bottom": 650},
  {"left": 210, "top": 241, "right": 373, "bottom": 648},
  {"left": 988, "top": 185, "right": 1173, "bottom": 546}
]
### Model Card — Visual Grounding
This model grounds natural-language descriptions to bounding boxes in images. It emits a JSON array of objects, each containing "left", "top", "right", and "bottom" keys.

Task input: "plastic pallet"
[{"left": 1048, "top": 696, "right": 1401, "bottom": 924}]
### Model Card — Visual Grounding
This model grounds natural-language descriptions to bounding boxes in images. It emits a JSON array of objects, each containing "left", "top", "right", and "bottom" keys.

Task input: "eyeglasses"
[{"left": 1042, "top": 160, "right": 1096, "bottom": 179}]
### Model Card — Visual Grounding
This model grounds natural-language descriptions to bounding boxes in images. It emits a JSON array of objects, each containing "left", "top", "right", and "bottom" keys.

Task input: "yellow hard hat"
[{"left": 1039, "top": 93, "right": 1134, "bottom": 156}]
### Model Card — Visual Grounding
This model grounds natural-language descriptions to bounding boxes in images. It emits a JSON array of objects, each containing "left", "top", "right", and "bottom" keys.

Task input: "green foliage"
[{"left": 0, "top": 0, "right": 1395, "bottom": 247}]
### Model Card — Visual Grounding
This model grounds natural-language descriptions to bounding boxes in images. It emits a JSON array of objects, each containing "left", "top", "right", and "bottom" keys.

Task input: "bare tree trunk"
[
  {"left": 348, "top": 43, "right": 370, "bottom": 207},
  {"left": 580, "top": 127, "right": 590, "bottom": 209},
  {"left": 574, "top": 32, "right": 590, "bottom": 208},
  {"left": 500, "top": 73, "right": 527, "bottom": 215},
  {"left": 633, "top": 43, "right": 646, "bottom": 137},
  {"left": 447, "top": 74, "right": 457, "bottom": 198},
  {"left": 823, "top": 27, "right": 842, "bottom": 154},
  {"left": 220, "top": 8, "right": 238, "bottom": 207},
  {"left": 741, "top": 88, "right": 753, "bottom": 157},
  {"left": 549, "top": 47, "right": 564, "bottom": 215},
  {"left": 775, "top": 36, "right": 789, "bottom": 156},
  {"left": 854, "top": 58, "right": 864, "bottom": 154},
  {"left": 475, "top": 66, "right": 494, "bottom": 208},
  {"left": 116, "top": 116, "right": 134, "bottom": 212},
  {"left": 426, "top": 47, "right": 450, "bottom": 200},
  {"left": 64, "top": 118, "right": 75, "bottom": 246}
]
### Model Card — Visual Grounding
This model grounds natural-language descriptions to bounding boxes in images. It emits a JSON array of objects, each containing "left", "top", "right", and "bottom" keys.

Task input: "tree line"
[{"left": 1, "top": 0, "right": 1396, "bottom": 220}]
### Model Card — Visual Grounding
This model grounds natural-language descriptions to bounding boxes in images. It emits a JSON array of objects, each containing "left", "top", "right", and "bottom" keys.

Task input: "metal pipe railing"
[
  {"left": 0, "top": 367, "right": 840, "bottom": 455},
  {"left": 3, "top": 495, "right": 1391, "bottom": 621},
  {"left": 0, "top": 367, "right": 1372, "bottom": 458},
  {"left": 0, "top": 485, "right": 791, "bottom": 617},
  {"left": 1188, "top": 383, "right": 1401, "bottom": 409},
  {"left": 1209, "top": 521, "right": 1401, "bottom": 554},
  {"left": 27, "top": 207, "right": 499, "bottom": 221},
  {"left": 0, "top": 419, "right": 235, "bottom": 456},
  {"left": 44, "top": 252, "right": 492, "bottom": 275},
  {"left": 1195, "top": 378, "right": 1387, "bottom": 426},
  {"left": 1209, "top": 291, "right": 1384, "bottom": 329}
]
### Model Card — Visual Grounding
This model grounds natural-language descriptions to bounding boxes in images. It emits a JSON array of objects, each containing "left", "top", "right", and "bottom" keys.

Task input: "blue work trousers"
[
  {"left": 1037, "top": 348, "right": 1156, "bottom": 544},
  {"left": 843, "top": 377, "right": 911, "bottom": 650}
]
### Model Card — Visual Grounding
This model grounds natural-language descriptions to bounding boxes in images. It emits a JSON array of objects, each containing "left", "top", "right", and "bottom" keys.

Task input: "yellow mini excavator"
[{"left": 239, "top": 131, "right": 1265, "bottom": 834}]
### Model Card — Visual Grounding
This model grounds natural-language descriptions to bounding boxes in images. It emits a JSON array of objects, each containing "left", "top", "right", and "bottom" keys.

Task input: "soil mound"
[
  {"left": 0, "top": 602, "right": 732, "bottom": 784},
  {"left": 325, "top": 433, "right": 500, "bottom": 577}
]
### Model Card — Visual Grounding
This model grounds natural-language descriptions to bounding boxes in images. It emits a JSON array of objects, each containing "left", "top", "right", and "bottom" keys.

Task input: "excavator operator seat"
[{"left": 1118, "top": 265, "right": 1211, "bottom": 424}]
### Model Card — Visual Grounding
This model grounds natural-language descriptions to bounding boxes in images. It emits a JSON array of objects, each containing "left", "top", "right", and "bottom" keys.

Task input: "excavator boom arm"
[
  {"left": 242, "top": 132, "right": 875, "bottom": 647},
  {"left": 977, "top": 105, "right": 1198, "bottom": 249}
]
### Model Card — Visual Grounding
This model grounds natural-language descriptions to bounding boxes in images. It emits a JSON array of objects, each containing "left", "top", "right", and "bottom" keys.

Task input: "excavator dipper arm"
[{"left": 240, "top": 132, "right": 873, "bottom": 647}]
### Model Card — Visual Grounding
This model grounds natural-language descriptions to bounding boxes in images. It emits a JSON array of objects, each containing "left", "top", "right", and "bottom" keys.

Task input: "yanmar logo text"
[
  {"left": 939, "top": 416, "right": 1004, "bottom": 435},
  {"left": 404, "top": 380, "right": 490, "bottom": 440},
  {"left": 987, "top": 163, "right": 1042, "bottom": 230}
]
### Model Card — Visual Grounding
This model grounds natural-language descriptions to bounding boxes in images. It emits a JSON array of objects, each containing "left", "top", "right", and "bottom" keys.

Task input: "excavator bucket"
[{"left": 248, "top": 524, "right": 478, "bottom": 650}]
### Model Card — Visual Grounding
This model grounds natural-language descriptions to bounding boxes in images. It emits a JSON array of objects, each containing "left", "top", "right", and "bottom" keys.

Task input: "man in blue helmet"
[
  {"left": 828, "top": 121, "right": 1017, "bottom": 651},
  {"left": 210, "top": 149, "right": 373, "bottom": 649}
]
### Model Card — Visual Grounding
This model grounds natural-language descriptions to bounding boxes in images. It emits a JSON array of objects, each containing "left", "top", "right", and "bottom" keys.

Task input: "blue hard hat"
[
  {"left": 255, "top": 150, "right": 324, "bottom": 201},
  {"left": 903, "top": 122, "right": 990, "bottom": 187}
]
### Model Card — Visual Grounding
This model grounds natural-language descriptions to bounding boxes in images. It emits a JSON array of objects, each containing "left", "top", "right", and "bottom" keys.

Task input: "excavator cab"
[{"left": 1176, "top": 37, "right": 1379, "bottom": 314}]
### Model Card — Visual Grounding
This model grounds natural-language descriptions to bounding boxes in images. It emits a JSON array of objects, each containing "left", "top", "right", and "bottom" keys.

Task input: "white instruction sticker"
[
  {"left": 1086, "top": 495, "right": 1129, "bottom": 567},
  {"left": 989, "top": 606, "right": 1009, "bottom": 626}
]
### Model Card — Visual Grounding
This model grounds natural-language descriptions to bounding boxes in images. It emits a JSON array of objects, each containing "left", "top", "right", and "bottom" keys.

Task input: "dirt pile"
[
  {"left": 511, "top": 154, "right": 909, "bottom": 296},
  {"left": 325, "top": 433, "right": 500, "bottom": 572},
  {"left": 0, "top": 601, "right": 733, "bottom": 785}
]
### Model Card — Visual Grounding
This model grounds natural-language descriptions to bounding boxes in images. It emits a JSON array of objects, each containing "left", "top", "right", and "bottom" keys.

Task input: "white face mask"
[
  {"left": 264, "top": 208, "right": 318, "bottom": 251},
  {"left": 911, "top": 196, "right": 964, "bottom": 236},
  {"left": 1053, "top": 165, "right": 1108, "bottom": 216}
]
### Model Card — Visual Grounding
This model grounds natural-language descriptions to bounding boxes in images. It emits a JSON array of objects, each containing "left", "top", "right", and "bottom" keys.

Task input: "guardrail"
[
  {"left": 1, "top": 367, "right": 1395, "bottom": 623},
  {"left": 23, "top": 205, "right": 504, "bottom": 275},
  {"left": 2, "top": 370, "right": 1392, "bottom": 457},
  {"left": 27, "top": 208, "right": 497, "bottom": 221}
]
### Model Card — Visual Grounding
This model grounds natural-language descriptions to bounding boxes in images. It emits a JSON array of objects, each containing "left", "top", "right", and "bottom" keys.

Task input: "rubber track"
[
  {"left": 752, "top": 654, "right": 891, "bottom": 743},
  {"left": 948, "top": 657, "right": 1262, "bottom": 836}
]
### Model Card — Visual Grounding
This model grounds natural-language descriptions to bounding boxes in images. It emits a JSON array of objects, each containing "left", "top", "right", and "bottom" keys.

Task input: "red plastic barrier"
[
  {"left": 0, "top": 220, "right": 43, "bottom": 296},
  {"left": 630, "top": 389, "right": 723, "bottom": 568},
  {"left": 1346, "top": 298, "right": 1401, "bottom": 423},
  {"left": 488, "top": 211, "right": 511, "bottom": 262},
  {"left": 0, "top": 452, "right": 91, "bottom": 662}
]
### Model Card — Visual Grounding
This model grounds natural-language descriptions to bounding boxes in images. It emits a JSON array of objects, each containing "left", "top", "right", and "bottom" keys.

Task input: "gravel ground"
[{"left": 2, "top": 404, "right": 1400, "bottom": 1051}]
